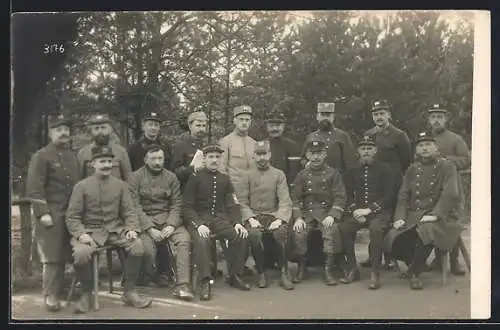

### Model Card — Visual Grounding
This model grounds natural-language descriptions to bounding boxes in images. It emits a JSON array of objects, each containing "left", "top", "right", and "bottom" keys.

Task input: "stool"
[
  {"left": 66, "top": 245, "right": 126, "bottom": 310},
  {"left": 441, "top": 236, "right": 470, "bottom": 285}
]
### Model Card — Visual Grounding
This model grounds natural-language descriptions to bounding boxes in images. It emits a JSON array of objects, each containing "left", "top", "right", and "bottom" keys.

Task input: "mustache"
[{"left": 101, "top": 167, "right": 112, "bottom": 171}]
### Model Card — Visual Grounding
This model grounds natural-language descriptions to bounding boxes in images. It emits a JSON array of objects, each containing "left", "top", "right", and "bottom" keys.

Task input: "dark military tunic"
[
  {"left": 171, "top": 134, "right": 207, "bottom": 190},
  {"left": 26, "top": 142, "right": 80, "bottom": 263},
  {"left": 384, "top": 157, "right": 464, "bottom": 255},
  {"left": 78, "top": 142, "right": 132, "bottom": 181},
  {"left": 128, "top": 135, "right": 173, "bottom": 172},
  {"left": 269, "top": 136, "right": 302, "bottom": 185}
]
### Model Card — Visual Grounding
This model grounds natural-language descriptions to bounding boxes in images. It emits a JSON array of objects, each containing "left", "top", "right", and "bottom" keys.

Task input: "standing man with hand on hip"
[
  {"left": 238, "top": 140, "right": 295, "bottom": 290},
  {"left": 26, "top": 114, "right": 80, "bottom": 312}
]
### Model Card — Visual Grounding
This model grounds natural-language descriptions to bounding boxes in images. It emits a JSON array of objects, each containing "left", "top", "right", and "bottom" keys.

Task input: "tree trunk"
[{"left": 223, "top": 39, "right": 232, "bottom": 134}]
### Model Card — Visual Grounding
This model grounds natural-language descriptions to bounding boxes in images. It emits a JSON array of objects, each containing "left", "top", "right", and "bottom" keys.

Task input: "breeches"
[{"left": 292, "top": 219, "right": 342, "bottom": 257}]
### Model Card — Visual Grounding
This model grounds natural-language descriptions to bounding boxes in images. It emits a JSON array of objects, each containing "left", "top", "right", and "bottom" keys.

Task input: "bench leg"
[
  {"left": 92, "top": 254, "right": 99, "bottom": 310},
  {"left": 66, "top": 274, "right": 77, "bottom": 304},
  {"left": 458, "top": 237, "right": 471, "bottom": 273},
  {"left": 106, "top": 250, "right": 114, "bottom": 294},
  {"left": 441, "top": 251, "right": 450, "bottom": 286}
]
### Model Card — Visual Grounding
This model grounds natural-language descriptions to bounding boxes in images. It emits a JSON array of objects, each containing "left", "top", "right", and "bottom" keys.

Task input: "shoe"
[
  {"left": 368, "top": 272, "right": 381, "bottom": 290},
  {"left": 73, "top": 293, "right": 90, "bottom": 314},
  {"left": 200, "top": 279, "right": 213, "bottom": 301},
  {"left": 340, "top": 268, "right": 361, "bottom": 284},
  {"left": 258, "top": 273, "right": 268, "bottom": 288},
  {"left": 121, "top": 291, "right": 153, "bottom": 308},
  {"left": 292, "top": 260, "right": 306, "bottom": 284},
  {"left": 175, "top": 284, "right": 194, "bottom": 301},
  {"left": 279, "top": 269, "right": 294, "bottom": 290},
  {"left": 44, "top": 294, "right": 62, "bottom": 312},
  {"left": 324, "top": 266, "right": 338, "bottom": 286},
  {"left": 153, "top": 274, "right": 171, "bottom": 288},
  {"left": 228, "top": 274, "right": 251, "bottom": 291},
  {"left": 409, "top": 275, "right": 423, "bottom": 290}
]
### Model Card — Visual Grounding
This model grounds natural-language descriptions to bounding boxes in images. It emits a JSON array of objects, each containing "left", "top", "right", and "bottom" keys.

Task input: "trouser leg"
[
  {"left": 42, "top": 263, "right": 65, "bottom": 297},
  {"left": 192, "top": 233, "right": 213, "bottom": 281},
  {"left": 168, "top": 227, "right": 192, "bottom": 285},
  {"left": 72, "top": 242, "right": 95, "bottom": 293},
  {"left": 320, "top": 222, "right": 342, "bottom": 255},
  {"left": 408, "top": 237, "right": 434, "bottom": 276},
  {"left": 218, "top": 227, "right": 247, "bottom": 277},
  {"left": 368, "top": 222, "right": 385, "bottom": 272},
  {"left": 109, "top": 234, "right": 145, "bottom": 293},
  {"left": 139, "top": 233, "right": 157, "bottom": 281},
  {"left": 271, "top": 223, "right": 289, "bottom": 269},
  {"left": 339, "top": 219, "right": 361, "bottom": 270},
  {"left": 247, "top": 228, "right": 265, "bottom": 273}
]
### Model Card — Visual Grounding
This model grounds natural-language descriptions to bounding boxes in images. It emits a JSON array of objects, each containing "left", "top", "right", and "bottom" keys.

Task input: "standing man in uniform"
[
  {"left": 362, "top": 100, "right": 412, "bottom": 270},
  {"left": 128, "top": 111, "right": 173, "bottom": 172},
  {"left": 384, "top": 132, "right": 463, "bottom": 290},
  {"left": 338, "top": 136, "right": 398, "bottom": 290},
  {"left": 219, "top": 105, "right": 257, "bottom": 199},
  {"left": 26, "top": 114, "right": 80, "bottom": 312},
  {"left": 265, "top": 111, "right": 302, "bottom": 185},
  {"left": 238, "top": 140, "right": 294, "bottom": 290},
  {"left": 128, "top": 145, "right": 194, "bottom": 300},
  {"left": 78, "top": 113, "right": 132, "bottom": 181},
  {"left": 172, "top": 111, "right": 209, "bottom": 190},
  {"left": 183, "top": 144, "right": 251, "bottom": 301},
  {"left": 301, "top": 102, "right": 356, "bottom": 183},
  {"left": 425, "top": 103, "right": 470, "bottom": 275},
  {"left": 66, "top": 145, "right": 152, "bottom": 313},
  {"left": 291, "top": 139, "right": 347, "bottom": 286}
]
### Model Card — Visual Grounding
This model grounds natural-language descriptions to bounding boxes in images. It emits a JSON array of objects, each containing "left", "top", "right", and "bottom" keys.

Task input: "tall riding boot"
[
  {"left": 292, "top": 255, "right": 306, "bottom": 283},
  {"left": 450, "top": 244, "right": 465, "bottom": 276},
  {"left": 324, "top": 254, "right": 338, "bottom": 286}
]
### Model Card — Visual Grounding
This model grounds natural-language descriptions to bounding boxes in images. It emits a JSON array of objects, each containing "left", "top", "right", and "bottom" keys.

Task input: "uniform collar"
[
  {"left": 233, "top": 129, "right": 249, "bottom": 138},
  {"left": 140, "top": 135, "right": 159, "bottom": 144}
]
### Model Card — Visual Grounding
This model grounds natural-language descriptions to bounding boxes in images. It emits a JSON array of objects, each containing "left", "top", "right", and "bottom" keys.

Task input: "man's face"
[
  {"left": 234, "top": 114, "right": 252, "bottom": 133},
  {"left": 428, "top": 112, "right": 447, "bottom": 131},
  {"left": 144, "top": 149, "right": 164, "bottom": 172},
  {"left": 92, "top": 156, "right": 113, "bottom": 176},
  {"left": 189, "top": 120, "right": 207, "bottom": 139},
  {"left": 316, "top": 112, "right": 335, "bottom": 124},
  {"left": 266, "top": 122, "right": 285, "bottom": 138},
  {"left": 253, "top": 151, "right": 271, "bottom": 169},
  {"left": 372, "top": 109, "right": 391, "bottom": 127},
  {"left": 306, "top": 150, "right": 327, "bottom": 168},
  {"left": 205, "top": 152, "right": 222, "bottom": 171},
  {"left": 416, "top": 140, "right": 438, "bottom": 158},
  {"left": 358, "top": 145, "right": 377, "bottom": 163},
  {"left": 90, "top": 123, "right": 111, "bottom": 145},
  {"left": 49, "top": 125, "right": 71, "bottom": 145},
  {"left": 142, "top": 120, "right": 161, "bottom": 140}
]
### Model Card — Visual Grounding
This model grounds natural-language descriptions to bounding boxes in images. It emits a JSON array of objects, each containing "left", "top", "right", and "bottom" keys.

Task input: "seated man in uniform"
[
  {"left": 384, "top": 132, "right": 463, "bottom": 290},
  {"left": 66, "top": 146, "right": 152, "bottom": 314},
  {"left": 183, "top": 144, "right": 251, "bottom": 301},
  {"left": 239, "top": 140, "right": 294, "bottom": 290},
  {"left": 128, "top": 144, "right": 194, "bottom": 301},
  {"left": 338, "top": 136, "right": 398, "bottom": 290},
  {"left": 290, "top": 139, "right": 347, "bottom": 286}
]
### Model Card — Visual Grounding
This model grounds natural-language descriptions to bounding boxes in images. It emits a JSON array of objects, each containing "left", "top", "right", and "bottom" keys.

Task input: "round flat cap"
[
  {"left": 427, "top": 103, "right": 448, "bottom": 114},
  {"left": 202, "top": 144, "right": 224, "bottom": 154},
  {"left": 233, "top": 105, "right": 253, "bottom": 117},
  {"left": 88, "top": 113, "right": 111, "bottom": 125},
  {"left": 358, "top": 135, "right": 376, "bottom": 147},
  {"left": 371, "top": 100, "right": 390, "bottom": 112},
  {"left": 91, "top": 145, "right": 115, "bottom": 160},
  {"left": 254, "top": 140, "right": 271, "bottom": 154},
  {"left": 188, "top": 111, "right": 208, "bottom": 123},
  {"left": 415, "top": 131, "right": 436, "bottom": 143},
  {"left": 49, "top": 113, "right": 72, "bottom": 128},
  {"left": 143, "top": 111, "right": 162, "bottom": 122},
  {"left": 317, "top": 103, "right": 335, "bottom": 113}
]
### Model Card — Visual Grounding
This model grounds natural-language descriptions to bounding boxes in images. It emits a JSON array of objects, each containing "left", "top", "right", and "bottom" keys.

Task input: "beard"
[
  {"left": 94, "top": 134, "right": 110, "bottom": 146},
  {"left": 256, "top": 160, "right": 269, "bottom": 169},
  {"left": 432, "top": 124, "right": 446, "bottom": 133},
  {"left": 359, "top": 155, "right": 375, "bottom": 165},
  {"left": 318, "top": 120, "right": 333, "bottom": 131}
]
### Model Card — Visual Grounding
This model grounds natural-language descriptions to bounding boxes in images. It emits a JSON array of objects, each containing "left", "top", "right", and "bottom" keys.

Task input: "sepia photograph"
[{"left": 10, "top": 10, "right": 490, "bottom": 321}]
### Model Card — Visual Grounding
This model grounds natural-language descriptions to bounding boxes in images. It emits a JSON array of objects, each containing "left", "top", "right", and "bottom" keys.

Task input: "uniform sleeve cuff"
[{"left": 370, "top": 202, "right": 382, "bottom": 214}]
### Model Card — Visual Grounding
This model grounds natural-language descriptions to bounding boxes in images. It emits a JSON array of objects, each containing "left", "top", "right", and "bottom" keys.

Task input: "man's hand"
[
  {"left": 393, "top": 219, "right": 406, "bottom": 230},
  {"left": 160, "top": 225, "right": 175, "bottom": 240},
  {"left": 78, "top": 233, "right": 93, "bottom": 245},
  {"left": 322, "top": 216, "right": 335, "bottom": 228},
  {"left": 420, "top": 215, "right": 438, "bottom": 223},
  {"left": 148, "top": 228, "right": 163, "bottom": 242},
  {"left": 197, "top": 225, "right": 211, "bottom": 238},
  {"left": 354, "top": 215, "right": 367, "bottom": 224},
  {"left": 268, "top": 219, "right": 282, "bottom": 231},
  {"left": 40, "top": 214, "right": 54, "bottom": 228},
  {"left": 353, "top": 208, "right": 371, "bottom": 218},
  {"left": 234, "top": 223, "right": 248, "bottom": 239},
  {"left": 126, "top": 230, "right": 138, "bottom": 241},
  {"left": 293, "top": 218, "right": 306, "bottom": 233},
  {"left": 247, "top": 217, "right": 262, "bottom": 228}
]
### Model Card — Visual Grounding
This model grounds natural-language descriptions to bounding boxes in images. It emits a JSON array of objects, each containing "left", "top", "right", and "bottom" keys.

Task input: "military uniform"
[
  {"left": 238, "top": 141, "right": 294, "bottom": 288},
  {"left": 128, "top": 166, "right": 191, "bottom": 291},
  {"left": 127, "top": 112, "right": 173, "bottom": 171},
  {"left": 25, "top": 114, "right": 80, "bottom": 310},
  {"left": 78, "top": 114, "right": 132, "bottom": 181},
  {"left": 219, "top": 105, "right": 257, "bottom": 198},
  {"left": 182, "top": 152, "right": 248, "bottom": 286},
  {"left": 291, "top": 140, "right": 347, "bottom": 284},
  {"left": 384, "top": 133, "right": 463, "bottom": 288},
  {"left": 66, "top": 146, "right": 151, "bottom": 311},
  {"left": 338, "top": 136, "right": 399, "bottom": 288}
]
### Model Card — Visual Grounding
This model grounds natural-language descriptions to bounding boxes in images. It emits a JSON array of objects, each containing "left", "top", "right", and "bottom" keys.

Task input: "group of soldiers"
[{"left": 24, "top": 98, "right": 470, "bottom": 315}]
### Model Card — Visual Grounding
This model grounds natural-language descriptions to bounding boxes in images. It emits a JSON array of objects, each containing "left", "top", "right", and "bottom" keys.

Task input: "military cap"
[
  {"left": 427, "top": 103, "right": 448, "bottom": 114},
  {"left": 254, "top": 140, "right": 271, "bottom": 154},
  {"left": 202, "top": 144, "right": 224, "bottom": 155},
  {"left": 143, "top": 111, "right": 162, "bottom": 122},
  {"left": 371, "top": 100, "right": 391, "bottom": 112},
  {"left": 48, "top": 113, "right": 72, "bottom": 129},
  {"left": 317, "top": 102, "right": 335, "bottom": 113},
  {"left": 91, "top": 145, "right": 115, "bottom": 160},
  {"left": 415, "top": 131, "right": 436, "bottom": 144},
  {"left": 306, "top": 139, "right": 326, "bottom": 152},
  {"left": 266, "top": 111, "right": 286, "bottom": 123},
  {"left": 88, "top": 113, "right": 111, "bottom": 125},
  {"left": 358, "top": 135, "right": 376, "bottom": 147},
  {"left": 145, "top": 144, "right": 163, "bottom": 153},
  {"left": 233, "top": 105, "right": 253, "bottom": 117},
  {"left": 188, "top": 111, "right": 208, "bottom": 124}
]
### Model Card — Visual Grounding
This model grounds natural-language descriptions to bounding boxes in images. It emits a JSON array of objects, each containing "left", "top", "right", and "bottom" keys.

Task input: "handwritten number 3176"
[{"left": 43, "top": 44, "right": 65, "bottom": 54}]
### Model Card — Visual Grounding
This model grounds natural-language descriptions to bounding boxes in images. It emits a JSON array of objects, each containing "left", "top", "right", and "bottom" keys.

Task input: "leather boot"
[
  {"left": 292, "top": 257, "right": 306, "bottom": 283},
  {"left": 368, "top": 271, "right": 381, "bottom": 290},
  {"left": 44, "top": 294, "right": 61, "bottom": 312},
  {"left": 258, "top": 272, "right": 268, "bottom": 288},
  {"left": 324, "top": 254, "right": 338, "bottom": 286},
  {"left": 175, "top": 283, "right": 195, "bottom": 301},
  {"left": 153, "top": 273, "right": 171, "bottom": 288},
  {"left": 409, "top": 274, "right": 423, "bottom": 290},
  {"left": 200, "top": 279, "right": 213, "bottom": 301},
  {"left": 279, "top": 268, "right": 294, "bottom": 290},
  {"left": 340, "top": 267, "right": 360, "bottom": 284},
  {"left": 122, "top": 291, "right": 153, "bottom": 308},
  {"left": 228, "top": 274, "right": 251, "bottom": 291},
  {"left": 73, "top": 292, "right": 90, "bottom": 314}
]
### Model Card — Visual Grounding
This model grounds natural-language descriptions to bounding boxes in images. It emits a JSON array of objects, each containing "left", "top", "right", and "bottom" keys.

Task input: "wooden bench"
[{"left": 441, "top": 236, "right": 471, "bottom": 285}]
